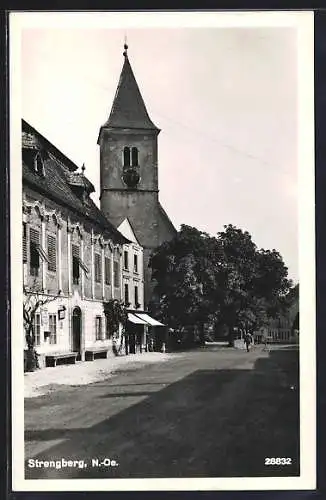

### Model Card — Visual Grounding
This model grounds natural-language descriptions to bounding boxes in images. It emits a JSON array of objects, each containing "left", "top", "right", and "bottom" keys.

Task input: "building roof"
[
  {"left": 101, "top": 48, "right": 160, "bottom": 132},
  {"left": 158, "top": 202, "right": 178, "bottom": 236},
  {"left": 117, "top": 218, "right": 142, "bottom": 246},
  {"left": 22, "top": 119, "right": 130, "bottom": 245}
]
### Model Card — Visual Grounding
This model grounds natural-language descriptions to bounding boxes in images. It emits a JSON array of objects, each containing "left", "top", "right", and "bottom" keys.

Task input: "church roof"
[{"left": 103, "top": 46, "right": 159, "bottom": 131}]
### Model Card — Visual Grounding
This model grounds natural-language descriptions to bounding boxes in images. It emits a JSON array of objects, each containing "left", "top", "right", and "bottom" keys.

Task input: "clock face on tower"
[{"left": 122, "top": 166, "right": 140, "bottom": 188}]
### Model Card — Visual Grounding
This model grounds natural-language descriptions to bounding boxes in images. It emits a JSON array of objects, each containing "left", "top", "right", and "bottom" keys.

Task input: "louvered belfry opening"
[
  {"left": 131, "top": 147, "right": 138, "bottom": 166},
  {"left": 123, "top": 147, "right": 130, "bottom": 167}
]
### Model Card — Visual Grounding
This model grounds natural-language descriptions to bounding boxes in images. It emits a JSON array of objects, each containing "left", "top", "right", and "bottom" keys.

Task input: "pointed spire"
[
  {"left": 103, "top": 43, "right": 159, "bottom": 131},
  {"left": 123, "top": 35, "right": 128, "bottom": 58}
]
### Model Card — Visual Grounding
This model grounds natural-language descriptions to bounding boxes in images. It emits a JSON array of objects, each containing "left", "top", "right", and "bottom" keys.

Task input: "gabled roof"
[
  {"left": 22, "top": 120, "right": 78, "bottom": 172},
  {"left": 117, "top": 218, "right": 141, "bottom": 246},
  {"left": 22, "top": 119, "right": 130, "bottom": 245},
  {"left": 102, "top": 48, "right": 159, "bottom": 132}
]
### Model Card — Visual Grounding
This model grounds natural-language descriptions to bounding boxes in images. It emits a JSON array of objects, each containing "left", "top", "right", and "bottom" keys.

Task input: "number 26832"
[{"left": 265, "top": 457, "right": 292, "bottom": 465}]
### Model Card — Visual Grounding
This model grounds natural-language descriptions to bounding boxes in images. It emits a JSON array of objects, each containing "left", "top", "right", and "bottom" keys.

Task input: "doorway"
[{"left": 72, "top": 306, "right": 82, "bottom": 359}]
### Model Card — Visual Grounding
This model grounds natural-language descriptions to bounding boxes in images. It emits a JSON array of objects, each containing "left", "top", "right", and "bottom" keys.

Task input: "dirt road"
[{"left": 25, "top": 345, "right": 299, "bottom": 479}]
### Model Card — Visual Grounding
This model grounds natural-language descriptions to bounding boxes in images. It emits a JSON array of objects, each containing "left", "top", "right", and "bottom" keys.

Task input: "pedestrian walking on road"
[{"left": 244, "top": 333, "right": 253, "bottom": 352}]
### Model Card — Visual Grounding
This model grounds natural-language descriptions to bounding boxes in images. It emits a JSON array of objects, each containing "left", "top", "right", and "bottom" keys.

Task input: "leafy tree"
[
  {"left": 216, "top": 225, "right": 292, "bottom": 345},
  {"left": 150, "top": 225, "right": 223, "bottom": 344},
  {"left": 285, "top": 282, "right": 299, "bottom": 306},
  {"left": 216, "top": 225, "right": 259, "bottom": 345},
  {"left": 150, "top": 223, "right": 292, "bottom": 349},
  {"left": 23, "top": 283, "right": 57, "bottom": 371},
  {"left": 103, "top": 299, "right": 128, "bottom": 355},
  {"left": 254, "top": 248, "right": 293, "bottom": 316}
]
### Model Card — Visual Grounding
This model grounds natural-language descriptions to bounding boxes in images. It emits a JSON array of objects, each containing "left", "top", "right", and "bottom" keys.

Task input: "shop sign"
[{"left": 58, "top": 306, "right": 66, "bottom": 320}]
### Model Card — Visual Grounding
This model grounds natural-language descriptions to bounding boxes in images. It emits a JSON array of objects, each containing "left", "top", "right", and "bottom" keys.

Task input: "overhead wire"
[{"left": 27, "top": 47, "right": 293, "bottom": 176}]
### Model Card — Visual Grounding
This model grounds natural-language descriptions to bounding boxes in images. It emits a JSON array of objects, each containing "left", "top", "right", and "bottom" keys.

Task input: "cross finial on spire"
[
  {"left": 123, "top": 35, "right": 128, "bottom": 58},
  {"left": 81, "top": 163, "right": 85, "bottom": 174}
]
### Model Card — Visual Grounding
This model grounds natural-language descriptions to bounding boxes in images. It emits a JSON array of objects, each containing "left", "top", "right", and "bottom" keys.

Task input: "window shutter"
[
  {"left": 78, "top": 258, "right": 89, "bottom": 275},
  {"left": 72, "top": 244, "right": 80, "bottom": 283},
  {"left": 94, "top": 253, "right": 101, "bottom": 282},
  {"left": 29, "top": 228, "right": 49, "bottom": 263},
  {"left": 30, "top": 227, "right": 40, "bottom": 244},
  {"left": 29, "top": 227, "right": 40, "bottom": 273},
  {"left": 124, "top": 283, "right": 129, "bottom": 304},
  {"left": 23, "top": 223, "right": 27, "bottom": 263},
  {"left": 47, "top": 234, "right": 57, "bottom": 272},
  {"left": 72, "top": 244, "right": 80, "bottom": 258},
  {"left": 105, "top": 257, "right": 111, "bottom": 285},
  {"left": 114, "top": 261, "right": 120, "bottom": 288}
]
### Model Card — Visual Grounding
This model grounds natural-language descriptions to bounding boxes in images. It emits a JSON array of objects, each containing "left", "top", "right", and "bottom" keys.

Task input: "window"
[
  {"left": 123, "top": 146, "right": 130, "bottom": 167},
  {"left": 94, "top": 253, "right": 102, "bottom": 283},
  {"left": 134, "top": 254, "right": 138, "bottom": 273},
  {"left": 124, "top": 283, "right": 129, "bottom": 305},
  {"left": 105, "top": 316, "right": 111, "bottom": 339},
  {"left": 114, "top": 261, "right": 120, "bottom": 288},
  {"left": 49, "top": 314, "right": 57, "bottom": 344},
  {"left": 30, "top": 228, "right": 40, "bottom": 276},
  {"left": 135, "top": 286, "right": 139, "bottom": 308},
  {"left": 33, "top": 313, "right": 41, "bottom": 346},
  {"left": 72, "top": 244, "right": 80, "bottom": 284},
  {"left": 131, "top": 147, "right": 138, "bottom": 166},
  {"left": 72, "top": 244, "right": 89, "bottom": 283},
  {"left": 35, "top": 154, "right": 45, "bottom": 176},
  {"left": 105, "top": 257, "right": 111, "bottom": 285},
  {"left": 95, "top": 316, "right": 102, "bottom": 341},
  {"left": 47, "top": 234, "right": 57, "bottom": 272},
  {"left": 124, "top": 250, "right": 129, "bottom": 270},
  {"left": 23, "top": 223, "right": 27, "bottom": 263}
]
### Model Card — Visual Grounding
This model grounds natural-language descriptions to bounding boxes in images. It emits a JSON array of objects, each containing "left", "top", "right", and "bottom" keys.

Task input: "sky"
[{"left": 21, "top": 23, "right": 299, "bottom": 281}]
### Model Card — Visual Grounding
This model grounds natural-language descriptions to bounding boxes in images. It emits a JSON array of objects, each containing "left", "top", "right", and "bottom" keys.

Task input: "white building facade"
[
  {"left": 118, "top": 218, "right": 145, "bottom": 312},
  {"left": 22, "top": 120, "right": 130, "bottom": 368}
]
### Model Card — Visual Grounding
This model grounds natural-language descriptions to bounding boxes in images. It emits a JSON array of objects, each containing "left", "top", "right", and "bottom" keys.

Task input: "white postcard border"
[{"left": 10, "top": 10, "right": 316, "bottom": 492}]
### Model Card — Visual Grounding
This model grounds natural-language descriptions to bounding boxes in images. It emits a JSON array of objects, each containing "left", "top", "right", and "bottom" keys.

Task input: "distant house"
[
  {"left": 254, "top": 299, "right": 299, "bottom": 344},
  {"left": 118, "top": 218, "right": 145, "bottom": 312},
  {"left": 22, "top": 119, "right": 130, "bottom": 367},
  {"left": 117, "top": 218, "right": 165, "bottom": 353}
]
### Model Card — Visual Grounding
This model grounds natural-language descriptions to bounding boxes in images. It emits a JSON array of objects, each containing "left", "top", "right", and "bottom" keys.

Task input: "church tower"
[{"left": 98, "top": 43, "right": 177, "bottom": 307}]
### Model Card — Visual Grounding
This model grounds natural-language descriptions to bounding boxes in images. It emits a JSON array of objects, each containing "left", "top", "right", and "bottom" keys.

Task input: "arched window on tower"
[
  {"left": 123, "top": 147, "right": 130, "bottom": 167},
  {"left": 131, "top": 147, "right": 139, "bottom": 166}
]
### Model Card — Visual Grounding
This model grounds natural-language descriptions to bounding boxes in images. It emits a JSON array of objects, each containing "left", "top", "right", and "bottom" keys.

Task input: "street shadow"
[
  {"left": 25, "top": 348, "right": 300, "bottom": 479},
  {"left": 98, "top": 391, "right": 154, "bottom": 398}
]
